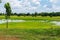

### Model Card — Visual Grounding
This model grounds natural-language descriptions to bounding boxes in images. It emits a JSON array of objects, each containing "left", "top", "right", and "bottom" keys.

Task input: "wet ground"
[{"left": 0, "top": 19, "right": 60, "bottom": 26}]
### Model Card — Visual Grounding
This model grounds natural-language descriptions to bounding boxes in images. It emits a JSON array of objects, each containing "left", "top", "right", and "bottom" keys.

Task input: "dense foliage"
[{"left": 4, "top": 2, "right": 12, "bottom": 18}]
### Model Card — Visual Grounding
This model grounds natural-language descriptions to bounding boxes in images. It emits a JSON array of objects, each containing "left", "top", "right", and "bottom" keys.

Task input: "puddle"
[
  {"left": 0, "top": 19, "right": 60, "bottom": 26},
  {"left": 0, "top": 19, "right": 25, "bottom": 24},
  {"left": 51, "top": 21, "right": 60, "bottom": 26}
]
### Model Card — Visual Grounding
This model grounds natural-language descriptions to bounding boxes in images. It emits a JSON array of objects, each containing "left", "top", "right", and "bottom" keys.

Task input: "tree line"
[{"left": 0, "top": 12, "right": 60, "bottom": 17}]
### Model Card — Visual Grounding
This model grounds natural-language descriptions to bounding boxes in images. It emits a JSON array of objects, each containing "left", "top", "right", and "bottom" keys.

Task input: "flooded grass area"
[{"left": 0, "top": 19, "right": 60, "bottom": 26}]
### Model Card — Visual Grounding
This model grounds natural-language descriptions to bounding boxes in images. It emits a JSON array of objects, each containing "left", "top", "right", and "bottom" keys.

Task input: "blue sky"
[{"left": 0, "top": 0, "right": 60, "bottom": 13}]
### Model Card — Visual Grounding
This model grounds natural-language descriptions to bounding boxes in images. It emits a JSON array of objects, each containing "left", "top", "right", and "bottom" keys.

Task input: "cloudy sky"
[{"left": 0, "top": 0, "right": 60, "bottom": 13}]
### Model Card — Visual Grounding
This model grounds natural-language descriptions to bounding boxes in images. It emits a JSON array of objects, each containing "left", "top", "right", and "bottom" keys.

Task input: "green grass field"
[
  {"left": 0, "top": 21, "right": 59, "bottom": 29},
  {"left": 0, "top": 16, "right": 60, "bottom": 40},
  {"left": 0, "top": 16, "right": 60, "bottom": 21}
]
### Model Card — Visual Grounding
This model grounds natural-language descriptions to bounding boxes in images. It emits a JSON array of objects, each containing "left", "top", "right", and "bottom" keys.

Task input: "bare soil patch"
[{"left": 0, "top": 36, "right": 20, "bottom": 40}]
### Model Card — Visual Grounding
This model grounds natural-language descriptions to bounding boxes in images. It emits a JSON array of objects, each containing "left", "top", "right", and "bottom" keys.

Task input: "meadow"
[
  {"left": 0, "top": 16, "right": 60, "bottom": 40},
  {"left": 0, "top": 16, "right": 60, "bottom": 21}
]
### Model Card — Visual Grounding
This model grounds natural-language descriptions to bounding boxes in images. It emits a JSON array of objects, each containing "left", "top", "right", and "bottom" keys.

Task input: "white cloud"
[
  {"left": 49, "top": 0, "right": 60, "bottom": 12},
  {"left": 52, "top": 5, "right": 60, "bottom": 12},
  {"left": 32, "top": 0, "right": 40, "bottom": 5},
  {"left": 50, "top": 0, "right": 59, "bottom": 4},
  {"left": 43, "top": 5, "right": 47, "bottom": 8},
  {"left": 28, "top": 7, "right": 37, "bottom": 10},
  {"left": 0, "top": 0, "right": 60, "bottom": 13},
  {"left": 50, "top": 0, "right": 58, "bottom": 3}
]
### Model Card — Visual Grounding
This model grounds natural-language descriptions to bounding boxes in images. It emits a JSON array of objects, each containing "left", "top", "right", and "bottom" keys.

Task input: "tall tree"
[
  {"left": 0, "top": 0, "right": 1, "bottom": 3},
  {"left": 4, "top": 2, "right": 11, "bottom": 28}
]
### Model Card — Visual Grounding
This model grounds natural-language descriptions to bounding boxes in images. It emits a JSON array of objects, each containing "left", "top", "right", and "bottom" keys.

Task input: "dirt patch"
[{"left": 0, "top": 36, "right": 20, "bottom": 40}]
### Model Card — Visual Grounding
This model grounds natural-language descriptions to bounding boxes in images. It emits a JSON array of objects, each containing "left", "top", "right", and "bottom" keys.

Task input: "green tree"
[
  {"left": 4, "top": 2, "right": 11, "bottom": 28},
  {"left": 26, "top": 13, "right": 30, "bottom": 16},
  {"left": 34, "top": 12, "right": 37, "bottom": 17},
  {"left": 0, "top": 0, "right": 1, "bottom": 3}
]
